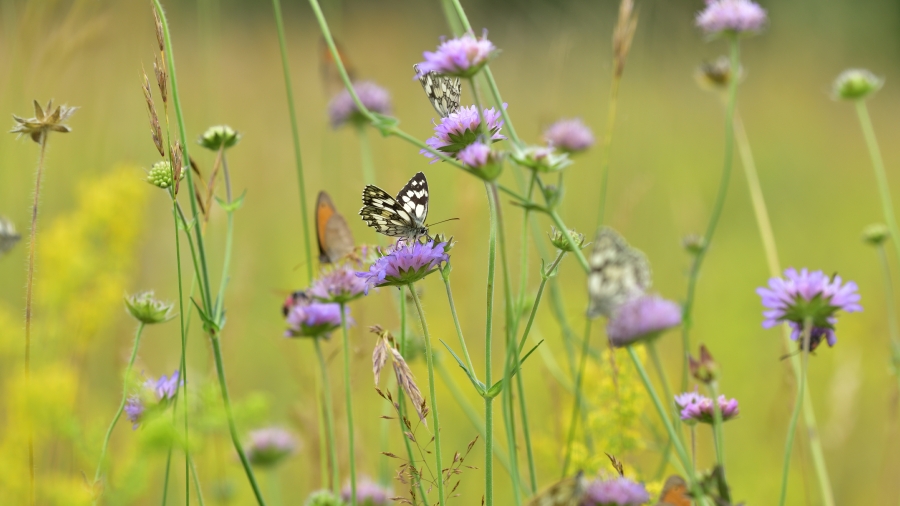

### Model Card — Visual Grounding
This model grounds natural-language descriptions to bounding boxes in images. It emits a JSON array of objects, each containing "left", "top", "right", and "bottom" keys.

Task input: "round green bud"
[
  {"left": 146, "top": 161, "right": 183, "bottom": 189},
  {"left": 125, "top": 291, "right": 174, "bottom": 324},
  {"left": 833, "top": 69, "right": 883, "bottom": 101},
  {"left": 511, "top": 145, "right": 572, "bottom": 173},
  {"left": 303, "top": 490, "right": 344, "bottom": 506},
  {"left": 682, "top": 234, "right": 706, "bottom": 256},
  {"left": 198, "top": 125, "right": 241, "bottom": 151},
  {"left": 862, "top": 223, "right": 889, "bottom": 246},
  {"left": 549, "top": 227, "right": 586, "bottom": 252}
]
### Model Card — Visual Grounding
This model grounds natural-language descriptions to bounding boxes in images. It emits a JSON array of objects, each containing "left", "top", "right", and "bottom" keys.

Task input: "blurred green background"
[{"left": 1, "top": 0, "right": 900, "bottom": 504}]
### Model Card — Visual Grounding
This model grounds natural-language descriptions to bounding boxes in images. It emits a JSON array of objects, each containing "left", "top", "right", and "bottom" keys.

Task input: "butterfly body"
[
  {"left": 359, "top": 172, "right": 430, "bottom": 241},
  {"left": 316, "top": 191, "right": 355, "bottom": 264},
  {"left": 527, "top": 472, "right": 588, "bottom": 506},
  {"left": 414, "top": 64, "right": 461, "bottom": 118},
  {"left": 587, "top": 227, "right": 651, "bottom": 318}
]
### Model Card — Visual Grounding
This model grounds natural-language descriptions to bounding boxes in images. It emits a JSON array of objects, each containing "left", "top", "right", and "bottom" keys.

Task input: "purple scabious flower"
[
  {"left": 696, "top": 0, "right": 767, "bottom": 36},
  {"left": 757, "top": 268, "right": 862, "bottom": 350},
  {"left": 606, "top": 295, "right": 682, "bottom": 347},
  {"left": 328, "top": 81, "right": 392, "bottom": 128},
  {"left": 125, "top": 395, "right": 144, "bottom": 430},
  {"left": 309, "top": 265, "right": 368, "bottom": 304},
  {"left": 675, "top": 390, "right": 740, "bottom": 425},
  {"left": 415, "top": 32, "right": 497, "bottom": 78},
  {"left": 457, "top": 142, "right": 503, "bottom": 180},
  {"left": 543, "top": 118, "right": 595, "bottom": 153},
  {"left": 245, "top": 427, "right": 297, "bottom": 468},
  {"left": 583, "top": 477, "right": 650, "bottom": 506},
  {"left": 146, "top": 370, "right": 181, "bottom": 401},
  {"left": 342, "top": 478, "right": 391, "bottom": 505},
  {"left": 285, "top": 299, "right": 350, "bottom": 338},
  {"left": 421, "top": 105, "right": 506, "bottom": 163},
  {"left": 356, "top": 240, "right": 449, "bottom": 292}
]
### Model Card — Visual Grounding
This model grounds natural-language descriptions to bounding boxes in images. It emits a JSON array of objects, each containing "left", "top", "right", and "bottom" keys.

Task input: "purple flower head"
[
  {"left": 146, "top": 370, "right": 181, "bottom": 402},
  {"left": 696, "top": 0, "right": 767, "bottom": 36},
  {"left": 415, "top": 31, "right": 497, "bottom": 78},
  {"left": 675, "top": 389, "right": 740, "bottom": 425},
  {"left": 285, "top": 298, "right": 350, "bottom": 338},
  {"left": 342, "top": 478, "right": 391, "bottom": 505},
  {"left": 757, "top": 268, "right": 862, "bottom": 350},
  {"left": 457, "top": 142, "right": 503, "bottom": 180},
  {"left": 421, "top": 105, "right": 506, "bottom": 163},
  {"left": 356, "top": 240, "right": 449, "bottom": 292},
  {"left": 245, "top": 427, "right": 297, "bottom": 468},
  {"left": 125, "top": 395, "right": 144, "bottom": 430},
  {"left": 583, "top": 477, "right": 650, "bottom": 506},
  {"left": 328, "top": 81, "right": 392, "bottom": 128},
  {"left": 606, "top": 295, "right": 682, "bottom": 347},
  {"left": 543, "top": 118, "right": 595, "bottom": 153},
  {"left": 309, "top": 265, "right": 368, "bottom": 304}
]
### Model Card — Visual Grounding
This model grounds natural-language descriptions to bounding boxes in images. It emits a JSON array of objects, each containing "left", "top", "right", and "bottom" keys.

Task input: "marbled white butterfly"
[
  {"left": 586, "top": 227, "right": 651, "bottom": 318},
  {"left": 414, "top": 64, "right": 461, "bottom": 118},
  {"left": 359, "top": 172, "right": 430, "bottom": 241},
  {"left": 526, "top": 472, "right": 589, "bottom": 506},
  {"left": 0, "top": 216, "right": 21, "bottom": 258}
]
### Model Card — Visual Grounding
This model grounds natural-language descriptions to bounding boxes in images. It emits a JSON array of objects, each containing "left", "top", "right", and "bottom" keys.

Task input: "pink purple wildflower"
[
  {"left": 356, "top": 240, "right": 449, "bottom": 292},
  {"left": 422, "top": 105, "right": 506, "bottom": 163},
  {"left": 696, "top": 0, "right": 767, "bottom": 36},
  {"left": 543, "top": 118, "right": 595, "bottom": 153},
  {"left": 245, "top": 427, "right": 297, "bottom": 467},
  {"left": 415, "top": 32, "right": 497, "bottom": 78},
  {"left": 675, "top": 390, "right": 740, "bottom": 425},
  {"left": 328, "top": 81, "right": 392, "bottom": 128},
  {"left": 757, "top": 268, "right": 862, "bottom": 350},
  {"left": 285, "top": 298, "right": 349, "bottom": 338},
  {"left": 583, "top": 477, "right": 650, "bottom": 506},
  {"left": 124, "top": 395, "right": 144, "bottom": 430},
  {"left": 146, "top": 370, "right": 180, "bottom": 401},
  {"left": 606, "top": 295, "right": 682, "bottom": 347},
  {"left": 342, "top": 478, "right": 391, "bottom": 505},
  {"left": 309, "top": 264, "right": 368, "bottom": 304}
]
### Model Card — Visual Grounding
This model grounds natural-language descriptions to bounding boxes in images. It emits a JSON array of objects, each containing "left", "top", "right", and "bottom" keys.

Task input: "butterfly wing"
[
  {"left": 395, "top": 172, "right": 429, "bottom": 230},
  {"left": 527, "top": 473, "right": 588, "bottom": 506},
  {"left": 316, "top": 191, "right": 355, "bottom": 264},
  {"left": 319, "top": 36, "right": 357, "bottom": 96},
  {"left": 656, "top": 475, "right": 691, "bottom": 506},
  {"left": 586, "top": 227, "right": 652, "bottom": 318},
  {"left": 0, "top": 217, "right": 21, "bottom": 257},
  {"left": 360, "top": 185, "right": 416, "bottom": 238},
  {"left": 414, "top": 64, "right": 461, "bottom": 118}
]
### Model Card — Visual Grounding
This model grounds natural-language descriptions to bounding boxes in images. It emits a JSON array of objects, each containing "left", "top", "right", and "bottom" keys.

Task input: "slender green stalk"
[
  {"left": 397, "top": 294, "right": 428, "bottom": 504},
  {"left": 517, "top": 252, "right": 565, "bottom": 354},
  {"left": 680, "top": 37, "right": 741, "bottom": 392},
  {"left": 708, "top": 381, "right": 726, "bottom": 471},
  {"left": 314, "top": 362, "right": 329, "bottom": 489},
  {"left": 314, "top": 338, "right": 340, "bottom": 492},
  {"left": 214, "top": 151, "right": 235, "bottom": 321},
  {"left": 441, "top": 269, "right": 477, "bottom": 375},
  {"left": 547, "top": 210, "right": 589, "bottom": 272},
  {"left": 271, "top": 0, "right": 313, "bottom": 284},
  {"left": 93, "top": 322, "right": 147, "bottom": 489},
  {"left": 340, "top": 304, "right": 357, "bottom": 505},
  {"left": 439, "top": 0, "right": 464, "bottom": 35},
  {"left": 23, "top": 135, "right": 47, "bottom": 506},
  {"left": 778, "top": 320, "right": 812, "bottom": 506},
  {"left": 189, "top": 455, "right": 206, "bottom": 506},
  {"left": 646, "top": 340, "right": 679, "bottom": 474},
  {"left": 161, "top": 447, "right": 173, "bottom": 506},
  {"left": 516, "top": 173, "right": 538, "bottom": 332},
  {"left": 356, "top": 124, "right": 376, "bottom": 185},
  {"left": 171, "top": 188, "right": 192, "bottom": 506},
  {"left": 210, "top": 335, "right": 267, "bottom": 505},
  {"left": 875, "top": 245, "right": 900, "bottom": 392},
  {"left": 561, "top": 320, "right": 591, "bottom": 477},
  {"left": 407, "top": 286, "right": 445, "bottom": 506},
  {"left": 483, "top": 180, "right": 497, "bottom": 506},
  {"left": 596, "top": 68, "right": 622, "bottom": 227}
]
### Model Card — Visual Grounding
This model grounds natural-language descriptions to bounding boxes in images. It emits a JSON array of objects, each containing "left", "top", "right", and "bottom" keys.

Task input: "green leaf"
[
  {"left": 439, "top": 339, "right": 485, "bottom": 395},
  {"left": 215, "top": 190, "right": 247, "bottom": 213},
  {"left": 191, "top": 298, "right": 219, "bottom": 334},
  {"left": 485, "top": 340, "right": 543, "bottom": 399},
  {"left": 371, "top": 113, "right": 400, "bottom": 137}
]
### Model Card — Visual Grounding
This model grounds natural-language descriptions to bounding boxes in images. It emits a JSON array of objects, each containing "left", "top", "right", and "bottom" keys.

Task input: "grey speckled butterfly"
[
  {"left": 414, "top": 64, "right": 461, "bottom": 118},
  {"left": 586, "top": 227, "right": 651, "bottom": 318},
  {"left": 526, "top": 472, "right": 589, "bottom": 506},
  {"left": 0, "top": 216, "right": 21, "bottom": 258}
]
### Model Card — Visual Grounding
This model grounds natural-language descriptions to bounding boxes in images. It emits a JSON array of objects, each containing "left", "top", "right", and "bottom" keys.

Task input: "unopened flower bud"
[
  {"left": 146, "top": 161, "right": 183, "bottom": 189},
  {"left": 198, "top": 125, "right": 241, "bottom": 151},
  {"left": 511, "top": 145, "right": 572, "bottom": 173},
  {"left": 695, "top": 56, "right": 743, "bottom": 92},
  {"left": 682, "top": 234, "right": 706, "bottom": 255},
  {"left": 689, "top": 344, "right": 718, "bottom": 384},
  {"left": 862, "top": 223, "right": 889, "bottom": 246},
  {"left": 549, "top": 227, "right": 586, "bottom": 252},
  {"left": 542, "top": 184, "right": 562, "bottom": 209},
  {"left": 125, "top": 291, "right": 174, "bottom": 324},
  {"left": 432, "top": 233, "right": 456, "bottom": 252},
  {"left": 833, "top": 69, "right": 883, "bottom": 101}
]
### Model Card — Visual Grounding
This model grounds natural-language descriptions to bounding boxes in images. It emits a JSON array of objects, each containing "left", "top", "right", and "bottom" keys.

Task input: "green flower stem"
[
  {"left": 356, "top": 125, "right": 376, "bottom": 185},
  {"left": 626, "top": 346, "right": 706, "bottom": 504},
  {"left": 483, "top": 180, "right": 498, "bottom": 506},
  {"left": 516, "top": 251, "right": 566, "bottom": 354},
  {"left": 339, "top": 304, "right": 357, "bottom": 505},
  {"left": 189, "top": 455, "right": 206, "bottom": 506},
  {"left": 546, "top": 210, "right": 589, "bottom": 272},
  {"left": 441, "top": 267, "right": 477, "bottom": 376},
  {"left": 734, "top": 107, "right": 835, "bottom": 506},
  {"left": 516, "top": 173, "right": 538, "bottom": 331},
  {"left": 92, "top": 322, "right": 147, "bottom": 489},
  {"left": 439, "top": 0, "right": 464, "bottom": 35},
  {"left": 561, "top": 319, "right": 591, "bottom": 477},
  {"left": 210, "top": 335, "right": 267, "bottom": 505},
  {"left": 171, "top": 190, "right": 193, "bottom": 506},
  {"left": 708, "top": 381, "right": 726, "bottom": 473},
  {"left": 407, "top": 285, "right": 446, "bottom": 506},
  {"left": 397, "top": 294, "right": 428, "bottom": 504},
  {"left": 161, "top": 446, "right": 173, "bottom": 506},
  {"left": 313, "top": 366, "right": 329, "bottom": 490},
  {"left": 876, "top": 245, "right": 900, "bottom": 391},
  {"left": 680, "top": 37, "right": 741, "bottom": 393},
  {"left": 314, "top": 338, "right": 340, "bottom": 492},
  {"left": 778, "top": 320, "right": 812, "bottom": 506},
  {"left": 214, "top": 151, "right": 235, "bottom": 321},
  {"left": 272, "top": 0, "right": 313, "bottom": 284},
  {"left": 646, "top": 340, "right": 680, "bottom": 472},
  {"left": 595, "top": 66, "right": 623, "bottom": 227}
]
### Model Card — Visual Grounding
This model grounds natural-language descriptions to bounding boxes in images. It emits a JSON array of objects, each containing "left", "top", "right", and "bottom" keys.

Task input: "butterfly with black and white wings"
[
  {"left": 527, "top": 472, "right": 589, "bottom": 506},
  {"left": 414, "top": 64, "right": 461, "bottom": 118},
  {"left": 359, "top": 172, "right": 430, "bottom": 241},
  {"left": 586, "top": 227, "right": 652, "bottom": 318}
]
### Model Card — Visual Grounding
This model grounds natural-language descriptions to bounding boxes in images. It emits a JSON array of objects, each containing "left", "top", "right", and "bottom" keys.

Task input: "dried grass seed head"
[{"left": 10, "top": 99, "right": 78, "bottom": 143}]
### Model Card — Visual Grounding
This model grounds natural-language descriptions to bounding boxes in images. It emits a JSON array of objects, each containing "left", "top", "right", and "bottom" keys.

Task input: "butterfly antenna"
[{"left": 426, "top": 217, "right": 460, "bottom": 227}]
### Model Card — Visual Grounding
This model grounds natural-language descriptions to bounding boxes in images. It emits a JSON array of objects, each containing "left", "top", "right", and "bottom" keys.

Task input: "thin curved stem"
[
  {"left": 483, "top": 183, "right": 497, "bottom": 506},
  {"left": 397, "top": 294, "right": 428, "bottom": 504},
  {"left": 876, "top": 245, "right": 900, "bottom": 392},
  {"left": 356, "top": 125, "right": 376, "bottom": 186},
  {"left": 314, "top": 338, "right": 340, "bottom": 492},
  {"left": 709, "top": 381, "right": 726, "bottom": 473},
  {"left": 778, "top": 320, "right": 812, "bottom": 506},
  {"left": 408, "top": 285, "right": 445, "bottom": 506},
  {"left": 441, "top": 269, "right": 477, "bottom": 375},
  {"left": 561, "top": 319, "right": 592, "bottom": 477},
  {"left": 161, "top": 447, "right": 173, "bottom": 506},
  {"left": 214, "top": 152, "right": 235, "bottom": 321},
  {"left": 272, "top": 0, "right": 313, "bottom": 284},
  {"left": 340, "top": 304, "right": 357, "bottom": 505},
  {"left": 93, "top": 322, "right": 146, "bottom": 489},
  {"left": 596, "top": 69, "right": 622, "bottom": 227},
  {"left": 189, "top": 455, "right": 206, "bottom": 506}
]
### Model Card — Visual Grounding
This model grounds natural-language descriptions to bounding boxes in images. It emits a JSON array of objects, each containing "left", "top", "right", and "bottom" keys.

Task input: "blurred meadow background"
[{"left": 1, "top": 0, "right": 900, "bottom": 504}]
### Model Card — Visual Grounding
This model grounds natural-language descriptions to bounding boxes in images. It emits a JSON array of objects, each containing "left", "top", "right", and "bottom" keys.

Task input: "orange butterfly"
[
  {"left": 656, "top": 475, "right": 691, "bottom": 506},
  {"left": 316, "top": 191, "right": 355, "bottom": 265},
  {"left": 319, "top": 36, "right": 357, "bottom": 97}
]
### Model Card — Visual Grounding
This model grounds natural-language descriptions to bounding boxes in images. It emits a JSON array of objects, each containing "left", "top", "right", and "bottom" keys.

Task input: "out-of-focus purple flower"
[
  {"left": 245, "top": 427, "right": 297, "bottom": 467},
  {"left": 675, "top": 390, "right": 740, "bottom": 425},
  {"left": 583, "top": 477, "right": 650, "bottom": 506},
  {"left": 422, "top": 105, "right": 506, "bottom": 163},
  {"left": 606, "top": 295, "right": 682, "bottom": 347},
  {"left": 125, "top": 395, "right": 144, "bottom": 430},
  {"left": 146, "top": 370, "right": 181, "bottom": 401},
  {"left": 342, "top": 478, "right": 391, "bottom": 505},
  {"left": 357, "top": 240, "right": 449, "bottom": 292},
  {"left": 696, "top": 0, "right": 767, "bottom": 36},
  {"left": 543, "top": 118, "right": 595, "bottom": 153},
  {"left": 415, "top": 32, "right": 497, "bottom": 78},
  {"left": 328, "top": 81, "right": 392, "bottom": 128},
  {"left": 309, "top": 265, "right": 368, "bottom": 304},
  {"left": 757, "top": 268, "right": 862, "bottom": 350},
  {"left": 285, "top": 299, "right": 349, "bottom": 338}
]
